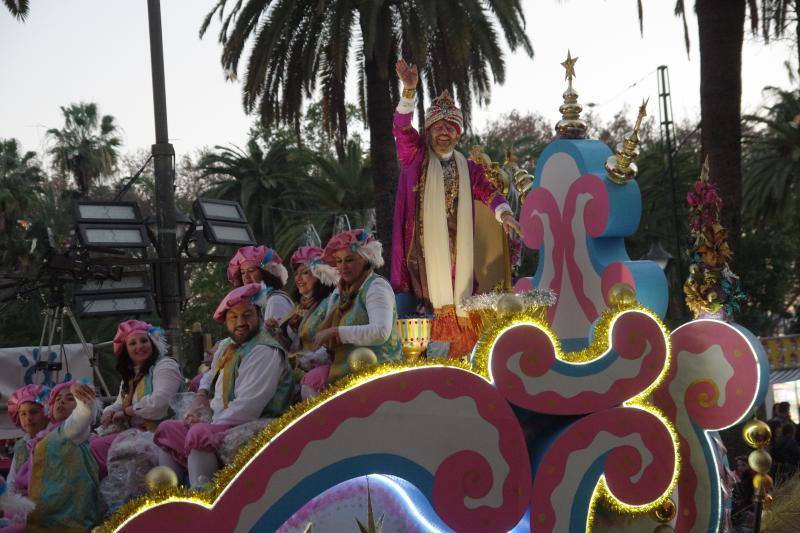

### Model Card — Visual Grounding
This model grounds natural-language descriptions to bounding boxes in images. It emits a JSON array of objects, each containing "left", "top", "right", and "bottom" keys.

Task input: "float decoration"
[
  {"left": 683, "top": 157, "right": 745, "bottom": 319},
  {"left": 101, "top": 51, "right": 772, "bottom": 533}
]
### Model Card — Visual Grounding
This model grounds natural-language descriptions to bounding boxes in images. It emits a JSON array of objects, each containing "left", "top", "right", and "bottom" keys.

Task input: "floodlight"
[
  {"left": 194, "top": 198, "right": 247, "bottom": 223},
  {"left": 193, "top": 198, "right": 256, "bottom": 246},
  {"left": 74, "top": 201, "right": 143, "bottom": 223},
  {"left": 204, "top": 221, "right": 256, "bottom": 246},
  {"left": 74, "top": 291, "right": 155, "bottom": 317},
  {"left": 77, "top": 224, "right": 149, "bottom": 248},
  {"left": 74, "top": 270, "right": 150, "bottom": 295}
]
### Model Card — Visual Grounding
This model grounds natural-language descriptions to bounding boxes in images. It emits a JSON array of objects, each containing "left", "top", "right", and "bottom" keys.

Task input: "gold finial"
[
  {"left": 555, "top": 50, "right": 587, "bottom": 139},
  {"left": 700, "top": 155, "right": 710, "bottom": 182},
  {"left": 605, "top": 99, "right": 649, "bottom": 184}
]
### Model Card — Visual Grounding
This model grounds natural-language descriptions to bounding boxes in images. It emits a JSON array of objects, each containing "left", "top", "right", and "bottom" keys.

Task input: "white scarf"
[{"left": 422, "top": 149, "right": 473, "bottom": 318}]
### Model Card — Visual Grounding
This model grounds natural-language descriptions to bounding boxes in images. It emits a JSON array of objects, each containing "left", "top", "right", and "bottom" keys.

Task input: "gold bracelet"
[{"left": 402, "top": 87, "right": 417, "bottom": 99}]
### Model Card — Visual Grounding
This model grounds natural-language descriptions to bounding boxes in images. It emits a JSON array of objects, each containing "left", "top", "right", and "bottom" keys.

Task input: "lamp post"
[{"left": 146, "top": 0, "right": 182, "bottom": 362}]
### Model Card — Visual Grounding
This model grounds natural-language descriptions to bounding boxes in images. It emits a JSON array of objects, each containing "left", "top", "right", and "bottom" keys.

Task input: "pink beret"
[
  {"left": 48, "top": 380, "right": 78, "bottom": 422},
  {"left": 290, "top": 246, "right": 324, "bottom": 269},
  {"left": 7, "top": 384, "right": 47, "bottom": 427},
  {"left": 227, "top": 246, "right": 284, "bottom": 287},
  {"left": 322, "top": 229, "right": 383, "bottom": 269},
  {"left": 112, "top": 320, "right": 167, "bottom": 357},
  {"left": 213, "top": 283, "right": 265, "bottom": 322}
]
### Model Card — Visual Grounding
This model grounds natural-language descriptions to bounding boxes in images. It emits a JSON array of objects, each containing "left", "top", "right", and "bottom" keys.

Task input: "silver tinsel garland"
[{"left": 460, "top": 289, "right": 557, "bottom": 312}]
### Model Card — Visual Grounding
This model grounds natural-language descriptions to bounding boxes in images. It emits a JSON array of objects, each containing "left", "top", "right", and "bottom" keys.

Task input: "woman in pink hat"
[
  {"left": 227, "top": 245, "right": 294, "bottom": 323},
  {"left": 12, "top": 380, "right": 101, "bottom": 530},
  {"left": 5, "top": 384, "right": 48, "bottom": 494},
  {"left": 276, "top": 246, "right": 339, "bottom": 400},
  {"left": 312, "top": 229, "right": 403, "bottom": 383},
  {"left": 89, "top": 320, "right": 185, "bottom": 482}
]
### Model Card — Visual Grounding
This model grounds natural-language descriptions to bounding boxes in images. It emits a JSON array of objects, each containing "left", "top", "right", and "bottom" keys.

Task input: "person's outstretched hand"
[{"left": 396, "top": 58, "right": 418, "bottom": 90}]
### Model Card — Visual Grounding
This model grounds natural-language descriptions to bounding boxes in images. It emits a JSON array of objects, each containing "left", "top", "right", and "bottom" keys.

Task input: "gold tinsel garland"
[{"left": 98, "top": 358, "right": 475, "bottom": 532}]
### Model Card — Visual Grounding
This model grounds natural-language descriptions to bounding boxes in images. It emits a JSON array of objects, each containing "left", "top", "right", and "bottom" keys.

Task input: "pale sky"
[{"left": 0, "top": 1, "right": 794, "bottom": 162}]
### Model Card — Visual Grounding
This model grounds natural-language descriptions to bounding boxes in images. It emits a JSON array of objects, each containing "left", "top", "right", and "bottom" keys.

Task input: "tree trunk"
[
  {"left": 696, "top": 0, "right": 746, "bottom": 261},
  {"left": 363, "top": 55, "right": 400, "bottom": 271}
]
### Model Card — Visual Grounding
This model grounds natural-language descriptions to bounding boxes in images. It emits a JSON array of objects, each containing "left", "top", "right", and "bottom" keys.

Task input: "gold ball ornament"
[
  {"left": 496, "top": 294, "right": 525, "bottom": 316},
  {"left": 144, "top": 465, "right": 178, "bottom": 491},
  {"left": 764, "top": 493, "right": 774, "bottom": 509},
  {"left": 742, "top": 418, "right": 772, "bottom": 449},
  {"left": 748, "top": 450, "right": 773, "bottom": 475},
  {"left": 753, "top": 472, "right": 774, "bottom": 493},
  {"left": 607, "top": 282, "right": 636, "bottom": 307},
  {"left": 347, "top": 347, "right": 378, "bottom": 372},
  {"left": 650, "top": 497, "right": 677, "bottom": 523}
]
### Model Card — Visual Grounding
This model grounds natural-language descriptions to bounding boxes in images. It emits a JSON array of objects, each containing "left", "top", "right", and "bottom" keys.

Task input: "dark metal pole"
[
  {"left": 147, "top": 0, "right": 182, "bottom": 363},
  {"left": 657, "top": 65, "right": 685, "bottom": 322}
]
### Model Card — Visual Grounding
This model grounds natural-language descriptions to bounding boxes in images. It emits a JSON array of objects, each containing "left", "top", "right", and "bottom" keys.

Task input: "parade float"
[{"left": 99, "top": 53, "right": 770, "bottom": 533}]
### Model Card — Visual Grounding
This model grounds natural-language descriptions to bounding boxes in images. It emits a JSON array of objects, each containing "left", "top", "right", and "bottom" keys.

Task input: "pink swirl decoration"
[
  {"left": 520, "top": 173, "right": 610, "bottom": 326},
  {"left": 652, "top": 320, "right": 765, "bottom": 532},
  {"left": 116, "top": 367, "right": 531, "bottom": 533},
  {"left": 531, "top": 407, "right": 676, "bottom": 532},
  {"left": 489, "top": 311, "right": 667, "bottom": 415}
]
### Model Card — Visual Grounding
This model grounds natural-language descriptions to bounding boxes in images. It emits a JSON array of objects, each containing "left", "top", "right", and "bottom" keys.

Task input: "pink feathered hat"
[
  {"left": 227, "top": 245, "right": 289, "bottom": 287},
  {"left": 112, "top": 320, "right": 168, "bottom": 357},
  {"left": 322, "top": 229, "right": 384, "bottom": 269},
  {"left": 213, "top": 282, "right": 270, "bottom": 322},
  {"left": 7, "top": 384, "right": 48, "bottom": 427},
  {"left": 290, "top": 246, "right": 339, "bottom": 287},
  {"left": 48, "top": 380, "right": 78, "bottom": 422}
]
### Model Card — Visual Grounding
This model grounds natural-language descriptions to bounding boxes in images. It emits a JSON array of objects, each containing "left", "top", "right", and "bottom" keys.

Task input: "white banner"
[{"left": 0, "top": 343, "right": 95, "bottom": 439}]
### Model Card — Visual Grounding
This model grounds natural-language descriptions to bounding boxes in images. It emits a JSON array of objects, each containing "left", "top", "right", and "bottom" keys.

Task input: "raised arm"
[{"left": 393, "top": 58, "right": 424, "bottom": 164}]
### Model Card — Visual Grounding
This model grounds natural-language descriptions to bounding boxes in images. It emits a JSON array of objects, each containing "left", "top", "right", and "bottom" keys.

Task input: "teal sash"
[
  {"left": 27, "top": 424, "right": 101, "bottom": 531},
  {"left": 328, "top": 273, "right": 403, "bottom": 382}
]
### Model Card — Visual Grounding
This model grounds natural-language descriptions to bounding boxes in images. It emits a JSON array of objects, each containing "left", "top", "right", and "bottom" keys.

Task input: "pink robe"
[{"left": 390, "top": 111, "right": 509, "bottom": 298}]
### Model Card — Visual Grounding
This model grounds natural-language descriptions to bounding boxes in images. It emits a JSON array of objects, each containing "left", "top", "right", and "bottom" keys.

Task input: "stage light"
[
  {"left": 193, "top": 198, "right": 256, "bottom": 246},
  {"left": 74, "top": 291, "right": 155, "bottom": 317},
  {"left": 74, "top": 201, "right": 143, "bottom": 223},
  {"left": 76, "top": 224, "right": 149, "bottom": 248}
]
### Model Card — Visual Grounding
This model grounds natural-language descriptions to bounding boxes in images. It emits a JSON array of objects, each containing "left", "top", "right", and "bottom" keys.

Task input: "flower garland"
[{"left": 683, "top": 161, "right": 746, "bottom": 318}]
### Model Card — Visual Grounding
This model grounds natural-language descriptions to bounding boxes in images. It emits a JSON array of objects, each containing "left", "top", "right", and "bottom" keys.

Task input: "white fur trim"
[
  {"left": 357, "top": 240, "right": 384, "bottom": 269},
  {"left": 264, "top": 262, "right": 289, "bottom": 286},
  {"left": 148, "top": 328, "right": 169, "bottom": 357},
  {"left": 309, "top": 263, "right": 340, "bottom": 287},
  {"left": 251, "top": 282, "right": 271, "bottom": 309}
]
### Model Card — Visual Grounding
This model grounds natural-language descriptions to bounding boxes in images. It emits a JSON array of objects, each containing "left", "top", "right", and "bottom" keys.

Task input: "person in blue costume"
[{"left": 13, "top": 380, "right": 101, "bottom": 531}]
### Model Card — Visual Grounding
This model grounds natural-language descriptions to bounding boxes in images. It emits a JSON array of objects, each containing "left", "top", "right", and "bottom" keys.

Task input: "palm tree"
[
  {"left": 198, "top": 137, "right": 311, "bottom": 244},
  {"left": 273, "top": 140, "right": 375, "bottom": 257},
  {"left": 0, "top": 139, "right": 45, "bottom": 268},
  {"left": 47, "top": 102, "right": 122, "bottom": 196},
  {"left": 742, "top": 86, "right": 800, "bottom": 224},
  {"left": 200, "top": 0, "right": 532, "bottom": 261},
  {"left": 3, "top": 0, "right": 28, "bottom": 20}
]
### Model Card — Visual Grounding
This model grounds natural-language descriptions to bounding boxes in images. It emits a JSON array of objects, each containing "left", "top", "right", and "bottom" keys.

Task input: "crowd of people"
[
  {"left": 1, "top": 228, "right": 404, "bottom": 531},
  {"left": 730, "top": 401, "right": 800, "bottom": 531}
]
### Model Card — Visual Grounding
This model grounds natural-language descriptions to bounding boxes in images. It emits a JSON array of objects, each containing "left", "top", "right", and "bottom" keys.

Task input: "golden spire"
[
  {"left": 700, "top": 155, "right": 710, "bottom": 182},
  {"left": 605, "top": 99, "right": 648, "bottom": 184},
  {"left": 555, "top": 50, "right": 587, "bottom": 139}
]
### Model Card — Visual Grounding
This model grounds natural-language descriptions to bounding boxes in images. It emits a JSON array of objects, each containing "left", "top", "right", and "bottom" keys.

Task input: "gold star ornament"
[{"left": 561, "top": 50, "right": 578, "bottom": 82}]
